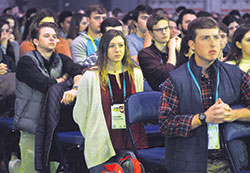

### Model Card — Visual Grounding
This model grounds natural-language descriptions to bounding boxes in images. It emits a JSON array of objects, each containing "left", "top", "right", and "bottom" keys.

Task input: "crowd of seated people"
[{"left": 0, "top": 3, "right": 249, "bottom": 172}]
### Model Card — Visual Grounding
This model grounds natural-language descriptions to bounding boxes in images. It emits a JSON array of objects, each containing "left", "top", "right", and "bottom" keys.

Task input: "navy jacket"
[{"left": 165, "top": 56, "right": 242, "bottom": 173}]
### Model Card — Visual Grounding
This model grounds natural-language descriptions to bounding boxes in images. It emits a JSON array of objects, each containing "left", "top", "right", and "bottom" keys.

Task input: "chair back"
[
  {"left": 125, "top": 91, "right": 164, "bottom": 167},
  {"left": 221, "top": 104, "right": 250, "bottom": 172},
  {"left": 143, "top": 80, "right": 153, "bottom": 92},
  {"left": 125, "top": 91, "right": 161, "bottom": 125},
  {"left": 222, "top": 104, "right": 249, "bottom": 142}
]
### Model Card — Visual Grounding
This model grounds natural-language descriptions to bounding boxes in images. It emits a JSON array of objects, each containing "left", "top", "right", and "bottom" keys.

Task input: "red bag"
[
  {"left": 102, "top": 163, "right": 124, "bottom": 173},
  {"left": 101, "top": 151, "right": 145, "bottom": 173},
  {"left": 118, "top": 153, "right": 145, "bottom": 173}
]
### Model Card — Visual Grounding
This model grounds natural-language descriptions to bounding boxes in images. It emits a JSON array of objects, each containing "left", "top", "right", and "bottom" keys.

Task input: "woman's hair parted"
[{"left": 97, "top": 30, "right": 135, "bottom": 89}]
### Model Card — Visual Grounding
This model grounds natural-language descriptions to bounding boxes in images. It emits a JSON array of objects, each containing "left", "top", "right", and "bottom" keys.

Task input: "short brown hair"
[
  {"left": 146, "top": 11, "right": 168, "bottom": 31},
  {"left": 187, "top": 17, "right": 218, "bottom": 41},
  {"left": 86, "top": 5, "right": 107, "bottom": 18},
  {"left": 31, "top": 22, "right": 58, "bottom": 40}
]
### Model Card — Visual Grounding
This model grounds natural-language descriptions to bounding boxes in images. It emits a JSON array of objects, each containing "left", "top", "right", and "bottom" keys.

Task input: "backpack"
[
  {"left": 118, "top": 152, "right": 145, "bottom": 173},
  {"left": 102, "top": 162, "right": 125, "bottom": 173},
  {"left": 101, "top": 151, "right": 145, "bottom": 173}
]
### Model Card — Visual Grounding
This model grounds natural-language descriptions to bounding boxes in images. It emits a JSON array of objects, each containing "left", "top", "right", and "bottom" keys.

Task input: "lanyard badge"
[
  {"left": 111, "top": 104, "right": 126, "bottom": 129},
  {"left": 187, "top": 61, "right": 220, "bottom": 149},
  {"left": 108, "top": 65, "right": 126, "bottom": 129},
  {"left": 207, "top": 123, "right": 220, "bottom": 149}
]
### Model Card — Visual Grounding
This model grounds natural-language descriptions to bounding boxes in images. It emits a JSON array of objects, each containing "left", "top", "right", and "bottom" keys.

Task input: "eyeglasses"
[{"left": 152, "top": 26, "right": 170, "bottom": 33}]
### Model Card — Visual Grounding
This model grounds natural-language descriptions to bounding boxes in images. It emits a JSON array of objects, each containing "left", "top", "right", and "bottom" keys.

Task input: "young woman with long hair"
[
  {"left": 73, "top": 30, "right": 148, "bottom": 172},
  {"left": 0, "top": 14, "right": 21, "bottom": 43},
  {"left": 225, "top": 25, "right": 250, "bottom": 74},
  {"left": 0, "top": 19, "right": 19, "bottom": 65},
  {"left": 0, "top": 18, "right": 20, "bottom": 65},
  {"left": 67, "top": 13, "right": 88, "bottom": 45}
]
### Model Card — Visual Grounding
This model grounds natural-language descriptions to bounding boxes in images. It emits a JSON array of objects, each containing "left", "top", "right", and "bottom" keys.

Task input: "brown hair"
[
  {"left": 146, "top": 11, "right": 168, "bottom": 31},
  {"left": 86, "top": 5, "right": 107, "bottom": 18},
  {"left": 97, "top": 30, "right": 135, "bottom": 89},
  {"left": 187, "top": 17, "right": 218, "bottom": 41}
]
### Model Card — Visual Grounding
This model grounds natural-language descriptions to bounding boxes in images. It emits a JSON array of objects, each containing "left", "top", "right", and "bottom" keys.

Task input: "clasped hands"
[{"left": 205, "top": 98, "right": 236, "bottom": 124}]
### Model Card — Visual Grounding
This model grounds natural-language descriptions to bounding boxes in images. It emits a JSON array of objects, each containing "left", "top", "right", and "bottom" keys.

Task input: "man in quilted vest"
[
  {"left": 159, "top": 17, "right": 250, "bottom": 172},
  {"left": 14, "top": 22, "right": 82, "bottom": 172}
]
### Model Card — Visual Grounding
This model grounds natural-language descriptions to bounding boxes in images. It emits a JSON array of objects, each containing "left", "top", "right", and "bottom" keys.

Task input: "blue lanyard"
[
  {"left": 135, "top": 33, "right": 143, "bottom": 49},
  {"left": 187, "top": 61, "right": 220, "bottom": 102},
  {"left": 157, "top": 52, "right": 164, "bottom": 64},
  {"left": 108, "top": 65, "right": 126, "bottom": 105}
]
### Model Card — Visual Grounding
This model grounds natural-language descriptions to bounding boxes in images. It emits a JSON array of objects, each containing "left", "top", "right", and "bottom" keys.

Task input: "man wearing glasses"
[
  {"left": 138, "top": 11, "right": 180, "bottom": 91},
  {"left": 71, "top": 5, "right": 107, "bottom": 65}
]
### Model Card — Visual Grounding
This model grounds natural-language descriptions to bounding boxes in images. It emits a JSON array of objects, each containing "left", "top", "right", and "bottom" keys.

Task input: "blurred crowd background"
[{"left": 1, "top": 0, "right": 250, "bottom": 20}]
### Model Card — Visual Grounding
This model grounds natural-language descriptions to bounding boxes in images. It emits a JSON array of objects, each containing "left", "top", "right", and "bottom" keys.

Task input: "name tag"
[
  {"left": 111, "top": 104, "right": 126, "bottom": 129},
  {"left": 207, "top": 123, "right": 220, "bottom": 149}
]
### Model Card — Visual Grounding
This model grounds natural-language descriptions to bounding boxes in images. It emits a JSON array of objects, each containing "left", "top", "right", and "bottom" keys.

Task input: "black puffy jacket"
[{"left": 35, "top": 80, "right": 79, "bottom": 171}]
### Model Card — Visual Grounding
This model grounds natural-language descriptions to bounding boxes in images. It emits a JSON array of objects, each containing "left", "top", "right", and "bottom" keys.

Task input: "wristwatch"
[
  {"left": 72, "top": 86, "right": 78, "bottom": 90},
  {"left": 198, "top": 113, "right": 206, "bottom": 125}
]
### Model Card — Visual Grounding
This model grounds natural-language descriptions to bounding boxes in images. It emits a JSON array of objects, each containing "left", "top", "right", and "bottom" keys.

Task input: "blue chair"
[
  {"left": 0, "top": 117, "right": 15, "bottom": 129},
  {"left": 55, "top": 131, "right": 85, "bottom": 173},
  {"left": 125, "top": 91, "right": 165, "bottom": 171},
  {"left": 222, "top": 105, "right": 250, "bottom": 172},
  {"left": 143, "top": 79, "right": 153, "bottom": 92},
  {"left": 144, "top": 123, "right": 164, "bottom": 148}
]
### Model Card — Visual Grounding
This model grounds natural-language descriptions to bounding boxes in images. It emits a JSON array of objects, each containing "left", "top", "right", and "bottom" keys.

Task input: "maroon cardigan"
[{"left": 101, "top": 71, "right": 148, "bottom": 149}]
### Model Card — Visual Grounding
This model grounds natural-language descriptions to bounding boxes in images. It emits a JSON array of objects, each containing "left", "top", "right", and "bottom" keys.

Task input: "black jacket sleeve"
[
  {"left": 60, "top": 54, "right": 83, "bottom": 77},
  {"left": 16, "top": 56, "right": 57, "bottom": 93}
]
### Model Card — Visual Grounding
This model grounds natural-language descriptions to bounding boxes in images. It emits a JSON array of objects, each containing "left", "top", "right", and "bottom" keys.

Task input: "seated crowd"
[{"left": 0, "top": 3, "right": 249, "bottom": 173}]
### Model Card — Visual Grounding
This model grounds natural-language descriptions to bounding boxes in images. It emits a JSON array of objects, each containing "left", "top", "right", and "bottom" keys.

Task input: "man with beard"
[{"left": 178, "top": 9, "right": 197, "bottom": 38}]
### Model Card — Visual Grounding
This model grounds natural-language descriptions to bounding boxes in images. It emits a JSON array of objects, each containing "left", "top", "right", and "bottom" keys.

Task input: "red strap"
[
  {"left": 118, "top": 155, "right": 132, "bottom": 163},
  {"left": 119, "top": 156, "right": 143, "bottom": 173},
  {"left": 102, "top": 163, "right": 124, "bottom": 173},
  {"left": 131, "top": 159, "right": 142, "bottom": 173}
]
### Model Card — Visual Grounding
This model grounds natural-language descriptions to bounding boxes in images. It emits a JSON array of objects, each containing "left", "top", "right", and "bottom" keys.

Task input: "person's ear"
[
  {"left": 235, "top": 41, "right": 242, "bottom": 49},
  {"left": 33, "top": 38, "right": 39, "bottom": 47},
  {"left": 188, "top": 40, "right": 195, "bottom": 51}
]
